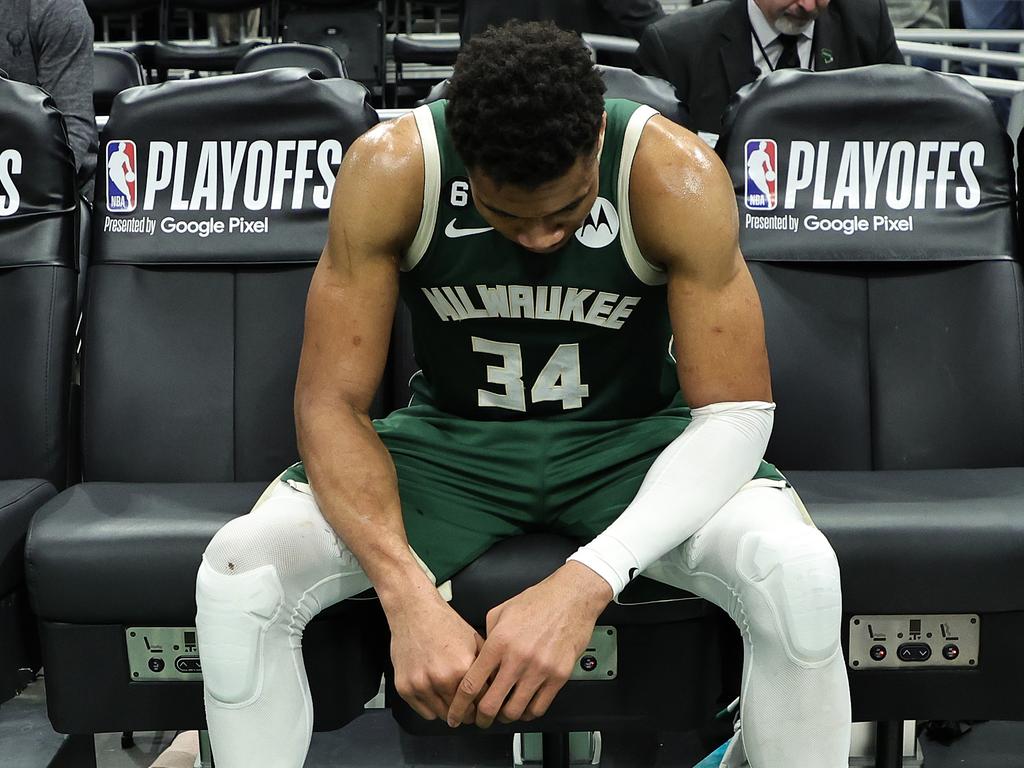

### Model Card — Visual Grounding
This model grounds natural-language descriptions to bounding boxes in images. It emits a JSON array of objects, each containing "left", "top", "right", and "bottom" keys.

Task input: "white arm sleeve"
[{"left": 567, "top": 400, "right": 776, "bottom": 598}]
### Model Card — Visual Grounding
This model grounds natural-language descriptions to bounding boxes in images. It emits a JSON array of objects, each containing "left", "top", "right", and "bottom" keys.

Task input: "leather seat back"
[
  {"left": 94, "top": 49, "right": 145, "bottom": 116},
  {"left": 0, "top": 77, "right": 79, "bottom": 488},
  {"left": 234, "top": 43, "right": 348, "bottom": 78},
  {"left": 83, "top": 69, "right": 377, "bottom": 481},
  {"left": 720, "top": 65, "right": 1022, "bottom": 470},
  {"left": 595, "top": 64, "right": 689, "bottom": 127}
]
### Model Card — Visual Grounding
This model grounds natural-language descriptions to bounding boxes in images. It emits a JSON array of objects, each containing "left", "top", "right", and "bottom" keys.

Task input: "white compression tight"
[
  {"left": 643, "top": 479, "right": 852, "bottom": 767},
  {"left": 195, "top": 478, "right": 386, "bottom": 768},
  {"left": 195, "top": 477, "right": 850, "bottom": 768}
]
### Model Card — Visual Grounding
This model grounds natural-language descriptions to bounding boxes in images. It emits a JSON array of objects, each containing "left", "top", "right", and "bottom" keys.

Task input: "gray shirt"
[{"left": 1, "top": 0, "right": 97, "bottom": 198}]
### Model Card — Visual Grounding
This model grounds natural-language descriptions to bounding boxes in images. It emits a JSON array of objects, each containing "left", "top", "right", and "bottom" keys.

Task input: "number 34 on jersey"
[{"left": 472, "top": 336, "right": 589, "bottom": 412}]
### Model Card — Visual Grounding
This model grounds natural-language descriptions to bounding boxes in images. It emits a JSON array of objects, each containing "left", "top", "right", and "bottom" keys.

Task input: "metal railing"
[
  {"left": 899, "top": 39, "right": 1024, "bottom": 83},
  {"left": 895, "top": 28, "right": 1024, "bottom": 78},
  {"left": 895, "top": 29, "right": 1024, "bottom": 45}
]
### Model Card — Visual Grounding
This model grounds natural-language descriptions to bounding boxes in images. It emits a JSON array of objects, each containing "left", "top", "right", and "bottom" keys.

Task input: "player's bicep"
[
  {"left": 296, "top": 251, "right": 398, "bottom": 415},
  {"left": 630, "top": 118, "right": 772, "bottom": 408},
  {"left": 667, "top": 257, "right": 772, "bottom": 408},
  {"left": 665, "top": 171, "right": 772, "bottom": 408},
  {"left": 295, "top": 119, "right": 422, "bottom": 416}
]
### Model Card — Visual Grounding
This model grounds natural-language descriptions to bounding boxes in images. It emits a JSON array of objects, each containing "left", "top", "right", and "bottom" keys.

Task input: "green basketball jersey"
[{"left": 399, "top": 98, "right": 681, "bottom": 421}]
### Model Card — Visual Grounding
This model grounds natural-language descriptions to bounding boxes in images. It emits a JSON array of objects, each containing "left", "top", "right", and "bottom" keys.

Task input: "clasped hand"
[{"left": 389, "top": 563, "right": 612, "bottom": 729}]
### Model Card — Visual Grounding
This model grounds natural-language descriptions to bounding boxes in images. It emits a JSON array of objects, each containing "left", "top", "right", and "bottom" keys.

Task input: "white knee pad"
[
  {"left": 736, "top": 526, "right": 842, "bottom": 666},
  {"left": 195, "top": 560, "right": 285, "bottom": 705}
]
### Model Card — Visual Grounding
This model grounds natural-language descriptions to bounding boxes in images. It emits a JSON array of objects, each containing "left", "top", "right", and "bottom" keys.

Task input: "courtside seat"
[
  {"left": 281, "top": 0, "right": 385, "bottom": 97},
  {"left": 151, "top": 0, "right": 272, "bottom": 73},
  {"left": 234, "top": 42, "right": 347, "bottom": 77},
  {"left": 93, "top": 48, "right": 145, "bottom": 115},
  {"left": 721, "top": 65, "right": 1024, "bottom": 745},
  {"left": 24, "top": 69, "right": 388, "bottom": 743},
  {"left": 421, "top": 63, "right": 690, "bottom": 127},
  {"left": 0, "top": 480, "right": 55, "bottom": 705},
  {"left": 393, "top": 34, "right": 459, "bottom": 67},
  {"left": 394, "top": 535, "right": 723, "bottom": 737},
  {"left": 0, "top": 76, "right": 79, "bottom": 705}
]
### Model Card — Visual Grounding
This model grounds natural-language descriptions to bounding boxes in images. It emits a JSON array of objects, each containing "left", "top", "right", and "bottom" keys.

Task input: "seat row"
[
  {"left": 87, "top": 0, "right": 388, "bottom": 97},
  {"left": 2, "top": 64, "right": 1024, "bottom": 767},
  {"left": 93, "top": 42, "right": 350, "bottom": 115}
]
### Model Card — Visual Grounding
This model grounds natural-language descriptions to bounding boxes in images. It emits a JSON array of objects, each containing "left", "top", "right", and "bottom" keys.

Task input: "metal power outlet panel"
[
  {"left": 570, "top": 626, "right": 617, "bottom": 681},
  {"left": 126, "top": 627, "right": 202, "bottom": 681},
  {"left": 126, "top": 624, "right": 615, "bottom": 682},
  {"left": 848, "top": 614, "right": 980, "bottom": 670}
]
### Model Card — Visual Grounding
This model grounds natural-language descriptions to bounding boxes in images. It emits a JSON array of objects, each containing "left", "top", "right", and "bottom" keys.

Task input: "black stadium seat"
[
  {"left": 24, "top": 69, "right": 387, "bottom": 748},
  {"left": 152, "top": 0, "right": 271, "bottom": 73},
  {"left": 719, "top": 64, "right": 1024, "bottom": 760},
  {"left": 282, "top": 0, "right": 385, "bottom": 97},
  {"left": 234, "top": 41, "right": 347, "bottom": 77},
  {"left": 0, "top": 76, "right": 79, "bottom": 703},
  {"left": 93, "top": 48, "right": 146, "bottom": 116}
]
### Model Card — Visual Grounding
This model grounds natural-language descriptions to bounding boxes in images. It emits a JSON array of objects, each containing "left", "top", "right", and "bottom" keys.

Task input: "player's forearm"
[
  {"left": 296, "top": 398, "right": 439, "bottom": 613},
  {"left": 569, "top": 401, "right": 775, "bottom": 597}
]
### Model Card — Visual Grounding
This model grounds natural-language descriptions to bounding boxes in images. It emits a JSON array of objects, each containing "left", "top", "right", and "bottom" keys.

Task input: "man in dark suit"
[
  {"left": 461, "top": 0, "right": 665, "bottom": 41},
  {"left": 639, "top": 0, "right": 902, "bottom": 135}
]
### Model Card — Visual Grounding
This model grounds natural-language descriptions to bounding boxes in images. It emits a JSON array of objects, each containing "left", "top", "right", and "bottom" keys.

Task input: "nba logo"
[
  {"left": 106, "top": 140, "right": 137, "bottom": 213},
  {"left": 744, "top": 139, "right": 777, "bottom": 211}
]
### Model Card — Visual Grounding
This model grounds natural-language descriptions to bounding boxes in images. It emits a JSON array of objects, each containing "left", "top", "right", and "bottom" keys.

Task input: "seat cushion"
[
  {"left": 26, "top": 482, "right": 266, "bottom": 623},
  {"left": 0, "top": 479, "right": 56, "bottom": 596},
  {"left": 450, "top": 534, "right": 711, "bottom": 628},
  {"left": 789, "top": 468, "right": 1024, "bottom": 614}
]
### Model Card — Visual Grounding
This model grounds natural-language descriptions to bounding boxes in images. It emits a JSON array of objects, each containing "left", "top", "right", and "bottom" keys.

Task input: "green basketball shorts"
[{"left": 282, "top": 397, "right": 783, "bottom": 586}]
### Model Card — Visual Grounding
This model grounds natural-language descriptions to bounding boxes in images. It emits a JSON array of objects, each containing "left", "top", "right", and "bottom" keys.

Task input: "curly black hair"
[{"left": 446, "top": 20, "right": 606, "bottom": 189}]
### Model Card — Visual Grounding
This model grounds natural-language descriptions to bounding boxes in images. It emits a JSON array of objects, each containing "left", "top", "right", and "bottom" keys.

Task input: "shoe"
[
  {"left": 694, "top": 702, "right": 748, "bottom": 768},
  {"left": 148, "top": 730, "right": 200, "bottom": 768},
  {"left": 693, "top": 739, "right": 731, "bottom": 767},
  {"left": 719, "top": 730, "right": 748, "bottom": 767}
]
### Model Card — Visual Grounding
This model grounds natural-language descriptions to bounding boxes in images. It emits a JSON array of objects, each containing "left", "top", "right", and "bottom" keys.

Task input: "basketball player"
[{"left": 195, "top": 21, "right": 850, "bottom": 768}]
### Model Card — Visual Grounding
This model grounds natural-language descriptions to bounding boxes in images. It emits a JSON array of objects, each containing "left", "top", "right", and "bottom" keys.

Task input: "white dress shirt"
[{"left": 747, "top": 0, "right": 816, "bottom": 78}]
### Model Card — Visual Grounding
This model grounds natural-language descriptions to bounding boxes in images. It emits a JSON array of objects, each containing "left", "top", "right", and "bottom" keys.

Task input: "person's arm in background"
[
  {"left": 599, "top": 0, "right": 667, "bottom": 40},
  {"left": 33, "top": 0, "right": 97, "bottom": 198},
  {"left": 876, "top": 0, "right": 904, "bottom": 64}
]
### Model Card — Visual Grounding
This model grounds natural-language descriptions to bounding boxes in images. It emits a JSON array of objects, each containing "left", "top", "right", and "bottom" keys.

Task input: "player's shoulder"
[
  {"left": 631, "top": 115, "right": 732, "bottom": 207},
  {"left": 342, "top": 111, "right": 423, "bottom": 187},
  {"left": 627, "top": 115, "right": 738, "bottom": 270},
  {"left": 327, "top": 112, "right": 424, "bottom": 253}
]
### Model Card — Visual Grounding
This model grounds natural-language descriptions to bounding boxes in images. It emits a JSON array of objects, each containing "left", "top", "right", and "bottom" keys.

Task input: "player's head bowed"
[{"left": 446, "top": 20, "right": 606, "bottom": 189}]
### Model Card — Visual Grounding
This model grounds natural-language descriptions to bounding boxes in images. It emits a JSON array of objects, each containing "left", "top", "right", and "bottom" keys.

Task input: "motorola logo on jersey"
[
  {"left": 0, "top": 148, "right": 22, "bottom": 217},
  {"left": 745, "top": 139, "right": 777, "bottom": 211},
  {"left": 107, "top": 140, "right": 138, "bottom": 213},
  {"left": 575, "top": 197, "right": 619, "bottom": 249}
]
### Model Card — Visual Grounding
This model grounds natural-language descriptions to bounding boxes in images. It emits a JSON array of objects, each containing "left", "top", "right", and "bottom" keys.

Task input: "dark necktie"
[{"left": 775, "top": 34, "right": 802, "bottom": 69}]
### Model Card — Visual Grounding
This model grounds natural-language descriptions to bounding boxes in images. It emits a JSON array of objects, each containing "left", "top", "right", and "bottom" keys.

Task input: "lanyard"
[{"left": 751, "top": 23, "right": 784, "bottom": 73}]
